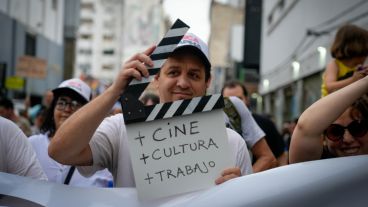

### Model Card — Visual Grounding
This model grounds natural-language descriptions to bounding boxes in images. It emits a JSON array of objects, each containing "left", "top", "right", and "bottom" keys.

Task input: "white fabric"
[
  {"left": 78, "top": 114, "right": 252, "bottom": 187},
  {"left": 29, "top": 133, "right": 112, "bottom": 187},
  {"left": 2, "top": 155, "right": 368, "bottom": 207},
  {"left": 224, "top": 96, "right": 265, "bottom": 148},
  {"left": 0, "top": 117, "right": 47, "bottom": 180}
]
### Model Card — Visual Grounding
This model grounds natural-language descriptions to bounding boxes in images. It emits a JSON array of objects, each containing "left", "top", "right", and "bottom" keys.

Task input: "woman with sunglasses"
[
  {"left": 289, "top": 76, "right": 368, "bottom": 163},
  {"left": 28, "top": 78, "right": 113, "bottom": 187}
]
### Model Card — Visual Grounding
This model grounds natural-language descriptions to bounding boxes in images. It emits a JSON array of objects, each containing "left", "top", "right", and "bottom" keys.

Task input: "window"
[
  {"left": 25, "top": 33, "right": 36, "bottom": 56},
  {"left": 103, "top": 34, "right": 114, "bottom": 41},
  {"left": 78, "top": 49, "right": 92, "bottom": 55},
  {"left": 102, "top": 64, "right": 114, "bottom": 70},
  {"left": 103, "top": 49, "right": 115, "bottom": 55},
  {"left": 81, "top": 2, "right": 94, "bottom": 11},
  {"left": 79, "top": 64, "right": 91, "bottom": 73},
  {"left": 80, "top": 18, "right": 93, "bottom": 25},
  {"left": 80, "top": 34, "right": 92, "bottom": 39}
]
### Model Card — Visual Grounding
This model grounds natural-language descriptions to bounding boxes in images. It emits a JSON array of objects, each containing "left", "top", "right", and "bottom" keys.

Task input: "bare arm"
[
  {"left": 290, "top": 76, "right": 368, "bottom": 163},
  {"left": 325, "top": 61, "right": 367, "bottom": 94},
  {"left": 48, "top": 46, "right": 156, "bottom": 165},
  {"left": 251, "top": 138, "right": 277, "bottom": 172}
]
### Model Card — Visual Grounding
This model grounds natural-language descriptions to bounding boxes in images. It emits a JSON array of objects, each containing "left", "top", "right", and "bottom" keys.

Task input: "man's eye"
[
  {"left": 190, "top": 73, "right": 200, "bottom": 79},
  {"left": 168, "top": 70, "right": 179, "bottom": 76}
]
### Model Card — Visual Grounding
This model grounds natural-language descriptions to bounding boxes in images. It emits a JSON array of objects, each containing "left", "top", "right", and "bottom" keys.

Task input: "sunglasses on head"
[{"left": 324, "top": 120, "right": 368, "bottom": 142}]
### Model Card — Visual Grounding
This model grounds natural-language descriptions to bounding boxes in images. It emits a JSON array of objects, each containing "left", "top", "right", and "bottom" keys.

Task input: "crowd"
[{"left": 0, "top": 24, "right": 367, "bottom": 196}]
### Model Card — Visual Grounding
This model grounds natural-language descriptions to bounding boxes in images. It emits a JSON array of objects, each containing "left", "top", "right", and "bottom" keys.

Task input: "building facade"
[
  {"left": 260, "top": 0, "right": 368, "bottom": 129},
  {"left": 208, "top": 0, "right": 245, "bottom": 94},
  {"left": 74, "top": 0, "right": 124, "bottom": 82},
  {"left": 0, "top": 0, "right": 65, "bottom": 98}
]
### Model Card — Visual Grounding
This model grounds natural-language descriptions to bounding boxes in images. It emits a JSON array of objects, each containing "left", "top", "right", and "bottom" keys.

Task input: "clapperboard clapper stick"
[{"left": 120, "top": 19, "right": 231, "bottom": 200}]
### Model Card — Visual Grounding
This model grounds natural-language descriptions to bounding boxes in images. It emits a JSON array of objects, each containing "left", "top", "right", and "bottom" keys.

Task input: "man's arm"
[
  {"left": 49, "top": 46, "right": 156, "bottom": 166},
  {"left": 251, "top": 138, "right": 277, "bottom": 173}
]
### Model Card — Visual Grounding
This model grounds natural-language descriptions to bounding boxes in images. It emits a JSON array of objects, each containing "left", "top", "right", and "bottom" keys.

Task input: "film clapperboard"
[{"left": 121, "top": 19, "right": 232, "bottom": 200}]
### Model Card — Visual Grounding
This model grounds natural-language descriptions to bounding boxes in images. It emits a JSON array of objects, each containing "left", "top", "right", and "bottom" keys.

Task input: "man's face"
[
  {"left": 155, "top": 52, "right": 210, "bottom": 103},
  {"left": 222, "top": 85, "right": 247, "bottom": 104}
]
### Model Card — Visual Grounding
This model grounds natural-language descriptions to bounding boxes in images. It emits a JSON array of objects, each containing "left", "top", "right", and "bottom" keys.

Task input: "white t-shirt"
[
  {"left": 0, "top": 117, "right": 47, "bottom": 180},
  {"left": 78, "top": 114, "right": 253, "bottom": 187},
  {"left": 29, "top": 133, "right": 113, "bottom": 187},
  {"left": 224, "top": 96, "right": 265, "bottom": 148}
]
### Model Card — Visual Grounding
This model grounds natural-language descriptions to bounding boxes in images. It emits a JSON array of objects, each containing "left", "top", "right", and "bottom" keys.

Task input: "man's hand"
[
  {"left": 215, "top": 167, "right": 241, "bottom": 185},
  {"left": 110, "top": 45, "right": 156, "bottom": 96}
]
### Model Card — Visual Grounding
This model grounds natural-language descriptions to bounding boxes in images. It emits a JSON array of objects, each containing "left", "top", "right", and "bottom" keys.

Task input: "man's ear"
[
  {"left": 154, "top": 73, "right": 160, "bottom": 81},
  {"left": 205, "top": 75, "right": 212, "bottom": 89}
]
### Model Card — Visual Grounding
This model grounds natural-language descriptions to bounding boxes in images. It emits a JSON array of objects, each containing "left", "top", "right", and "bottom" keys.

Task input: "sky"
[{"left": 163, "top": 0, "right": 211, "bottom": 43}]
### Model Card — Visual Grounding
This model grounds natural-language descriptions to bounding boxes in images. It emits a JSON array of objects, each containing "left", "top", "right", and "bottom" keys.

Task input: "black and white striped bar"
[
  {"left": 128, "top": 19, "right": 190, "bottom": 88},
  {"left": 125, "top": 94, "right": 224, "bottom": 124}
]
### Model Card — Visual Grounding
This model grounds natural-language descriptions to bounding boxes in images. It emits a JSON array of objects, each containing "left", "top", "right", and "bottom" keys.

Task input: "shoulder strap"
[
  {"left": 223, "top": 97, "right": 243, "bottom": 136},
  {"left": 64, "top": 166, "right": 75, "bottom": 185}
]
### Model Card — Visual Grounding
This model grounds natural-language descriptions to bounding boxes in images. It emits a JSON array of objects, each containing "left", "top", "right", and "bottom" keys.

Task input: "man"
[
  {"left": 222, "top": 80, "right": 287, "bottom": 167},
  {"left": 0, "top": 98, "right": 32, "bottom": 136},
  {"left": 49, "top": 33, "right": 252, "bottom": 187},
  {"left": 0, "top": 116, "right": 47, "bottom": 180}
]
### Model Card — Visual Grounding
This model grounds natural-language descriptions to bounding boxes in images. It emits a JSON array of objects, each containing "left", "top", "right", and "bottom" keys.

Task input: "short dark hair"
[
  {"left": 331, "top": 24, "right": 368, "bottom": 60},
  {"left": 221, "top": 80, "right": 248, "bottom": 97},
  {"left": 0, "top": 98, "right": 14, "bottom": 109},
  {"left": 350, "top": 94, "right": 368, "bottom": 120}
]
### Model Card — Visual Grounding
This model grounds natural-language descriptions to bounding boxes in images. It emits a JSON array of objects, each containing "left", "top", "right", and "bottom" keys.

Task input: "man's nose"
[{"left": 176, "top": 75, "right": 190, "bottom": 88}]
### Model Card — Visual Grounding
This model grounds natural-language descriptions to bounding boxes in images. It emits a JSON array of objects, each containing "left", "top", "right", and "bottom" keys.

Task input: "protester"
[
  {"left": 285, "top": 118, "right": 298, "bottom": 151},
  {"left": 30, "top": 105, "right": 47, "bottom": 135},
  {"left": 321, "top": 24, "right": 368, "bottom": 97},
  {"left": 0, "top": 116, "right": 47, "bottom": 180},
  {"left": 49, "top": 33, "right": 253, "bottom": 187},
  {"left": 27, "top": 90, "right": 54, "bottom": 123},
  {"left": 290, "top": 76, "right": 368, "bottom": 163},
  {"left": 0, "top": 98, "right": 32, "bottom": 136},
  {"left": 222, "top": 80, "right": 286, "bottom": 166},
  {"left": 29, "top": 78, "right": 113, "bottom": 187}
]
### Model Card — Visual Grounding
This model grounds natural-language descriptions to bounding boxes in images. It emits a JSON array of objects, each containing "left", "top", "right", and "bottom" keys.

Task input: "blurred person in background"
[
  {"left": 0, "top": 98, "right": 32, "bottom": 136},
  {"left": 222, "top": 80, "right": 287, "bottom": 166},
  {"left": 30, "top": 105, "right": 47, "bottom": 135},
  {"left": 222, "top": 81, "right": 278, "bottom": 171},
  {"left": 0, "top": 116, "right": 47, "bottom": 180},
  {"left": 28, "top": 78, "right": 113, "bottom": 187}
]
